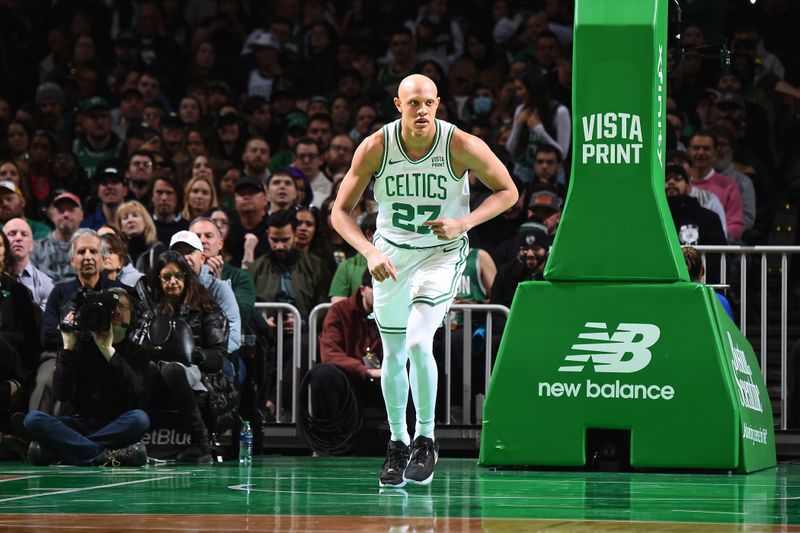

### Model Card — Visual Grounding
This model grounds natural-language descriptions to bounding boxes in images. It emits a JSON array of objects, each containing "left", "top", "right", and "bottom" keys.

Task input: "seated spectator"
[
  {"left": 305, "top": 270, "right": 383, "bottom": 455},
  {"left": 143, "top": 251, "right": 228, "bottom": 463},
  {"left": 0, "top": 230, "right": 40, "bottom": 412},
  {"left": 667, "top": 150, "right": 728, "bottom": 237},
  {"left": 329, "top": 214, "right": 376, "bottom": 303},
  {"left": 115, "top": 200, "right": 166, "bottom": 275},
  {"left": 688, "top": 131, "right": 744, "bottom": 242},
  {"left": 4, "top": 218, "right": 54, "bottom": 311},
  {"left": 665, "top": 163, "right": 727, "bottom": 247},
  {"left": 249, "top": 209, "right": 330, "bottom": 321},
  {"left": 97, "top": 226, "right": 145, "bottom": 288},
  {"left": 241, "top": 137, "right": 271, "bottom": 185},
  {"left": 81, "top": 165, "right": 129, "bottom": 231},
  {"left": 712, "top": 125, "right": 757, "bottom": 235},
  {"left": 491, "top": 222, "right": 550, "bottom": 310},
  {"left": 294, "top": 205, "right": 335, "bottom": 276},
  {"left": 682, "top": 245, "right": 733, "bottom": 320},
  {"left": 266, "top": 170, "right": 299, "bottom": 215},
  {"left": 228, "top": 178, "right": 269, "bottom": 269},
  {"left": 189, "top": 217, "right": 255, "bottom": 329},
  {"left": 151, "top": 176, "right": 190, "bottom": 246},
  {"left": 31, "top": 192, "right": 84, "bottom": 283},
  {"left": 182, "top": 175, "right": 219, "bottom": 221},
  {"left": 169, "top": 230, "right": 241, "bottom": 355},
  {"left": 293, "top": 138, "right": 329, "bottom": 205},
  {"left": 24, "top": 288, "right": 150, "bottom": 466},
  {"left": 0, "top": 180, "right": 49, "bottom": 240},
  {"left": 125, "top": 150, "right": 156, "bottom": 210}
]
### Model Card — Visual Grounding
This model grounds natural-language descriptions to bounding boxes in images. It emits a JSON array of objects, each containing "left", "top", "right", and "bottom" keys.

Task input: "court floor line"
[
  {"left": 0, "top": 475, "right": 177, "bottom": 504},
  {"left": 0, "top": 476, "right": 38, "bottom": 484}
]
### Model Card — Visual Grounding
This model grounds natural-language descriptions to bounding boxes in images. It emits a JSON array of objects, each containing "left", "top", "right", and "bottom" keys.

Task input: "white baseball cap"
[{"left": 169, "top": 230, "right": 203, "bottom": 252}]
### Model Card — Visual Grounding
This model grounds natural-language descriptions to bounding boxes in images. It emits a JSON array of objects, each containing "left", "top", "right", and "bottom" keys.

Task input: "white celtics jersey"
[{"left": 373, "top": 119, "right": 470, "bottom": 248}]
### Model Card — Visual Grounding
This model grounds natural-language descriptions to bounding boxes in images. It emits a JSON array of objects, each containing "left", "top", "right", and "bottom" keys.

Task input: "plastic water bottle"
[{"left": 239, "top": 420, "right": 253, "bottom": 465}]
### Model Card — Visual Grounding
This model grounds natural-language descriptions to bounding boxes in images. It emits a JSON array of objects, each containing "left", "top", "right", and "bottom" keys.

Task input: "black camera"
[{"left": 61, "top": 289, "right": 120, "bottom": 335}]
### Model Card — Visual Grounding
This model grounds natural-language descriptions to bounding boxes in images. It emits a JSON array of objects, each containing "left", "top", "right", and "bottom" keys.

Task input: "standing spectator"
[
  {"left": 115, "top": 201, "right": 165, "bottom": 275},
  {"left": 31, "top": 193, "right": 84, "bottom": 283}
]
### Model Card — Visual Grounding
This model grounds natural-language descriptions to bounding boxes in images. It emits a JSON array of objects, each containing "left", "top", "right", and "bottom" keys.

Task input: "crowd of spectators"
[{"left": 0, "top": 0, "right": 799, "bottom": 459}]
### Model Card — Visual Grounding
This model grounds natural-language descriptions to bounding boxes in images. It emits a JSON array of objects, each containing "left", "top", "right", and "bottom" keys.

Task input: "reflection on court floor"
[{"left": 0, "top": 457, "right": 798, "bottom": 531}]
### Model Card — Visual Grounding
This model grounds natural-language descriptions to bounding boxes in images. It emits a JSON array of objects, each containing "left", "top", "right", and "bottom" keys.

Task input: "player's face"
[{"left": 395, "top": 76, "right": 440, "bottom": 135}]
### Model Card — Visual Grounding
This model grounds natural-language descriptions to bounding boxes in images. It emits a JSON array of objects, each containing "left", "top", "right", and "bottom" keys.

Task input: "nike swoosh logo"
[
  {"left": 442, "top": 244, "right": 460, "bottom": 253},
  {"left": 388, "top": 159, "right": 405, "bottom": 165}
]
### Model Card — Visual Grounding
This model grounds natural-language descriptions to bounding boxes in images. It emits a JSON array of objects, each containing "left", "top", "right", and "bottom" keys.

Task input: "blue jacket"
[{"left": 198, "top": 264, "right": 242, "bottom": 353}]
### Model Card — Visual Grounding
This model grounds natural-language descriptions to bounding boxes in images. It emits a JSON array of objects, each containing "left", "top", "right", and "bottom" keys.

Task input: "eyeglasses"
[
  {"left": 160, "top": 272, "right": 186, "bottom": 282},
  {"left": 329, "top": 144, "right": 353, "bottom": 153}
]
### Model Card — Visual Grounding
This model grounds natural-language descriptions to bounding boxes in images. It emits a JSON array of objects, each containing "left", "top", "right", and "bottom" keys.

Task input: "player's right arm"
[{"left": 331, "top": 130, "right": 397, "bottom": 282}]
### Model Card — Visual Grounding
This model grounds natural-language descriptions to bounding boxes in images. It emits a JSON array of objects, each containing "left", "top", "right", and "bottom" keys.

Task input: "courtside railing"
[
  {"left": 255, "top": 303, "right": 303, "bottom": 424},
  {"left": 696, "top": 245, "right": 800, "bottom": 430}
]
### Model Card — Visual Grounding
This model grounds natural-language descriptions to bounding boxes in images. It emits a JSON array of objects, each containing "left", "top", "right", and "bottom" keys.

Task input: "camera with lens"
[{"left": 61, "top": 289, "right": 120, "bottom": 337}]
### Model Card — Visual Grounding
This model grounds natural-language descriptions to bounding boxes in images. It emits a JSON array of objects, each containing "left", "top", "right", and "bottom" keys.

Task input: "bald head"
[
  {"left": 394, "top": 74, "right": 440, "bottom": 135},
  {"left": 397, "top": 74, "right": 439, "bottom": 100},
  {"left": 3, "top": 217, "right": 34, "bottom": 264}
]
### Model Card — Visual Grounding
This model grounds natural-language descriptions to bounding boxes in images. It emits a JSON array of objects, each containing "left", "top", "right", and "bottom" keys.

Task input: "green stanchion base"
[{"left": 478, "top": 281, "right": 776, "bottom": 473}]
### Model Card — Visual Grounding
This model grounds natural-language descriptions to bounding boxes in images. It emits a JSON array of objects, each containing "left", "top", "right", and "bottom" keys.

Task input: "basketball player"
[{"left": 331, "top": 74, "right": 517, "bottom": 487}]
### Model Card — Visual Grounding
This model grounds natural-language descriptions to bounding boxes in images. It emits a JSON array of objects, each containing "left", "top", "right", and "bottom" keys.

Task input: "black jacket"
[
  {"left": 54, "top": 337, "right": 148, "bottom": 422},
  {"left": 490, "top": 260, "right": 545, "bottom": 310},
  {"left": 667, "top": 195, "right": 727, "bottom": 247},
  {"left": 171, "top": 305, "right": 229, "bottom": 373},
  {"left": 42, "top": 277, "right": 135, "bottom": 351},
  {"left": 0, "top": 273, "right": 40, "bottom": 380}
]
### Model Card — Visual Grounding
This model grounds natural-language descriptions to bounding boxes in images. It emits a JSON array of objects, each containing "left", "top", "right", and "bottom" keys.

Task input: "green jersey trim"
[
  {"left": 377, "top": 232, "right": 462, "bottom": 251},
  {"left": 444, "top": 125, "right": 463, "bottom": 182},
  {"left": 376, "top": 124, "right": 390, "bottom": 177},
  {"left": 409, "top": 236, "right": 469, "bottom": 306},
  {"left": 394, "top": 119, "right": 441, "bottom": 165},
  {"left": 374, "top": 315, "right": 407, "bottom": 334}
]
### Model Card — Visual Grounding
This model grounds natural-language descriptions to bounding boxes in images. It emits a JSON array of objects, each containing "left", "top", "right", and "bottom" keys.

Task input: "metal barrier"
[
  {"left": 696, "top": 245, "right": 800, "bottom": 430},
  {"left": 307, "top": 302, "right": 510, "bottom": 426},
  {"left": 254, "top": 303, "right": 302, "bottom": 424}
]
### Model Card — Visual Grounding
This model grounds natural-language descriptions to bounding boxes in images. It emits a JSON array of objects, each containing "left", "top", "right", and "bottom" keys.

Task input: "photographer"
[
  {"left": 32, "top": 229, "right": 133, "bottom": 416},
  {"left": 23, "top": 288, "right": 150, "bottom": 466}
]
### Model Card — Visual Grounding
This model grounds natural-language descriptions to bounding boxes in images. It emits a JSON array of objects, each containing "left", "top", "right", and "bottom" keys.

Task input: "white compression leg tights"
[
  {"left": 379, "top": 302, "right": 447, "bottom": 444},
  {"left": 407, "top": 301, "right": 448, "bottom": 440},
  {"left": 380, "top": 332, "right": 411, "bottom": 445}
]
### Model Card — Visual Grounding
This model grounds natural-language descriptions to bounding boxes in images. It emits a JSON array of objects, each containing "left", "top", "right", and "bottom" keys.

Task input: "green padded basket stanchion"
[{"left": 478, "top": 0, "right": 775, "bottom": 473}]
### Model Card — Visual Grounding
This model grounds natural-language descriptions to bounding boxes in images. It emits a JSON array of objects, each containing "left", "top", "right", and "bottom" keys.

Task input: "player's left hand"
[{"left": 422, "top": 218, "right": 467, "bottom": 240}]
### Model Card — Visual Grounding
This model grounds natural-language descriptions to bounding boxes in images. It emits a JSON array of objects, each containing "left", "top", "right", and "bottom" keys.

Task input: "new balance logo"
[{"left": 558, "top": 322, "right": 660, "bottom": 373}]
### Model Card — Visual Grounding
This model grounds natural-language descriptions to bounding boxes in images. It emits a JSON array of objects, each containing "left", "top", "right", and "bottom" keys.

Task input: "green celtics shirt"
[{"left": 373, "top": 119, "right": 469, "bottom": 249}]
